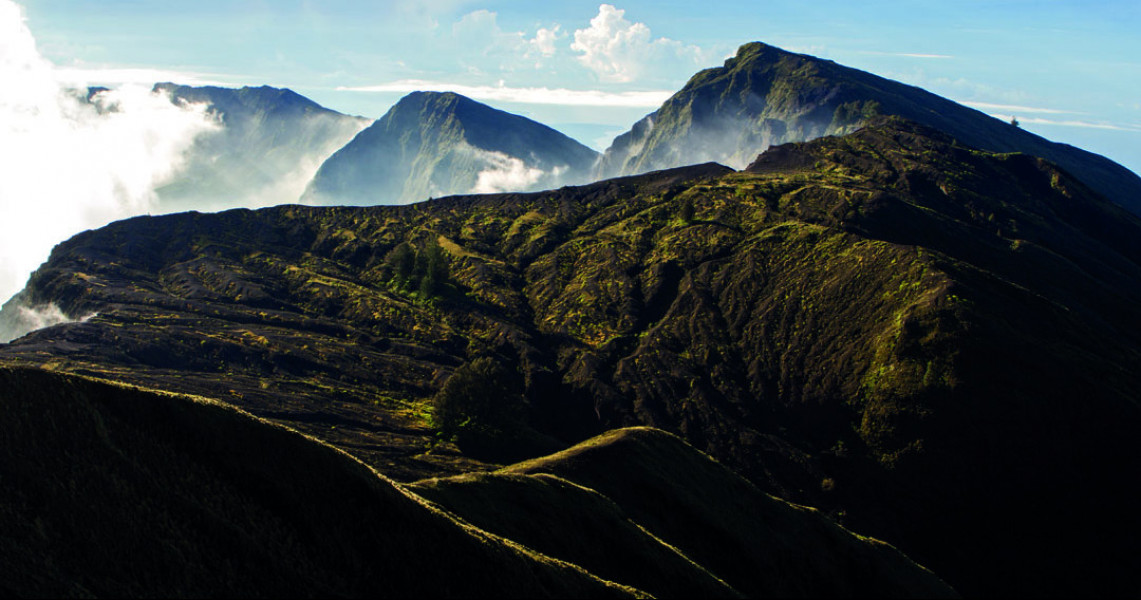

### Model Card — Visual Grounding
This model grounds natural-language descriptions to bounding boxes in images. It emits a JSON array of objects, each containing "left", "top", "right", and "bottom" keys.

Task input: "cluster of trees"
[
  {"left": 431, "top": 357, "right": 527, "bottom": 452},
  {"left": 387, "top": 239, "right": 449, "bottom": 298}
]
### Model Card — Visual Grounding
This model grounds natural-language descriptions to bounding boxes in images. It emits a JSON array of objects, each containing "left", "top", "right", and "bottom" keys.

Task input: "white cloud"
[
  {"left": 988, "top": 113, "right": 1141, "bottom": 132},
  {"left": 451, "top": 9, "right": 563, "bottom": 69},
  {"left": 337, "top": 79, "right": 672, "bottom": 107},
  {"left": 961, "top": 101, "right": 1078, "bottom": 115},
  {"left": 51, "top": 65, "right": 232, "bottom": 88},
  {"left": 956, "top": 100, "right": 1138, "bottom": 131},
  {"left": 0, "top": 299, "right": 95, "bottom": 343},
  {"left": 0, "top": 0, "right": 220, "bottom": 305},
  {"left": 858, "top": 50, "right": 954, "bottom": 60},
  {"left": 571, "top": 4, "right": 707, "bottom": 83},
  {"left": 469, "top": 149, "right": 546, "bottom": 194},
  {"left": 530, "top": 26, "right": 561, "bottom": 57},
  {"left": 898, "top": 53, "right": 954, "bottom": 59}
]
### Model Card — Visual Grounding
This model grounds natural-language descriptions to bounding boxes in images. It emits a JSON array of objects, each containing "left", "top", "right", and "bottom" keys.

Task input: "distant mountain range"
[
  {"left": 303, "top": 91, "right": 599, "bottom": 205},
  {"left": 149, "top": 44, "right": 1141, "bottom": 220},
  {"left": 152, "top": 83, "right": 368, "bottom": 211},
  {"left": 4, "top": 41, "right": 1141, "bottom": 597}
]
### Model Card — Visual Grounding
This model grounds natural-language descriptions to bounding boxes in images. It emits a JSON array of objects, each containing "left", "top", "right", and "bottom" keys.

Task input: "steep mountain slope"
[
  {"left": 598, "top": 42, "right": 1141, "bottom": 216},
  {"left": 303, "top": 91, "right": 599, "bottom": 205},
  {"left": 413, "top": 427, "right": 955, "bottom": 599},
  {"left": 3, "top": 119, "right": 1141, "bottom": 595},
  {"left": 0, "top": 366, "right": 949, "bottom": 597},
  {"left": 0, "top": 366, "right": 640, "bottom": 598},
  {"left": 154, "top": 83, "right": 368, "bottom": 211}
]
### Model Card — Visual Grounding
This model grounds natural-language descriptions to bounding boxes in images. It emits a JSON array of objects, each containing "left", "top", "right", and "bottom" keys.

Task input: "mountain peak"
[
  {"left": 598, "top": 40, "right": 1141, "bottom": 215},
  {"left": 303, "top": 91, "right": 599, "bottom": 205}
]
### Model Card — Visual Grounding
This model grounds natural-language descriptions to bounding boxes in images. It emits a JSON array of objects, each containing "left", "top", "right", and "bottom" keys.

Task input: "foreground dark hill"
[
  {"left": 4, "top": 119, "right": 1141, "bottom": 595},
  {"left": 154, "top": 83, "right": 368, "bottom": 210},
  {"left": 0, "top": 367, "right": 948, "bottom": 597},
  {"left": 413, "top": 427, "right": 954, "bottom": 598},
  {"left": 304, "top": 91, "right": 599, "bottom": 205},
  {"left": 0, "top": 366, "right": 638, "bottom": 598},
  {"left": 599, "top": 42, "right": 1141, "bottom": 216}
]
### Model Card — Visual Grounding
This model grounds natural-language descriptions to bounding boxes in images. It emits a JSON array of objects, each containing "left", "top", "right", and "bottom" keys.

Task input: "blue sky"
[{"left": 15, "top": 0, "right": 1141, "bottom": 172}]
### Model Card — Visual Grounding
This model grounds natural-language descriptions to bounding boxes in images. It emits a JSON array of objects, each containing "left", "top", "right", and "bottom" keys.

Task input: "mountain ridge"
[
  {"left": 4, "top": 118, "right": 1139, "bottom": 595},
  {"left": 0, "top": 365, "right": 951, "bottom": 598},
  {"left": 152, "top": 83, "right": 369, "bottom": 211},
  {"left": 599, "top": 41, "right": 1141, "bottom": 216},
  {"left": 303, "top": 91, "right": 599, "bottom": 205}
]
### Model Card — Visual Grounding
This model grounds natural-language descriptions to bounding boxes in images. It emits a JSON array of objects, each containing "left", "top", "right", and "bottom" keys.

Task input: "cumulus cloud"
[
  {"left": 530, "top": 26, "right": 561, "bottom": 57},
  {"left": 571, "top": 4, "right": 707, "bottom": 83},
  {"left": 0, "top": 0, "right": 219, "bottom": 306},
  {"left": 338, "top": 79, "right": 671, "bottom": 107}
]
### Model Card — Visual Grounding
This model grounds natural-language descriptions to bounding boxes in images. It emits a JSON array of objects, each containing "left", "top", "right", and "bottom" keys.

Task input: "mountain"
[
  {"left": 412, "top": 427, "right": 955, "bottom": 598},
  {"left": 4, "top": 118, "right": 1141, "bottom": 596},
  {"left": 153, "top": 83, "right": 369, "bottom": 211},
  {"left": 0, "top": 366, "right": 638, "bottom": 598},
  {"left": 302, "top": 91, "right": 600, "bottom": 205},
  {"left": 598, "top": 42, "right": 1141, "bottom": 216},
  {"left": 0, "top": 366, "right": 949, "bottom": 597}
]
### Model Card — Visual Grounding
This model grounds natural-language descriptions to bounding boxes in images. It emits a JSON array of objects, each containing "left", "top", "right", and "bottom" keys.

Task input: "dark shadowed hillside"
[
  {"left": 598, "top": 42, "right": 1141, "bottom": 216},
  {"left": 0, "top": 366, "right": 641, "bottom": 598},
  {"left": 414, "top": 427, "right": 955, "bottom": 599},
  {"left": 0, "top": 366, "right": 951, "bottom": 598},
  {"left": 3, "top": 119, "right": 1140, "bottom": 596},
  {"left": 303, "top": 91, "right": 599, "bottom": 205}
]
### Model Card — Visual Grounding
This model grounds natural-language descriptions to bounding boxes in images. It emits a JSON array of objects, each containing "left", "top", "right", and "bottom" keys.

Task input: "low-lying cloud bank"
[{"left": 0, "top": 0, "right": 220, "bottom": 306}]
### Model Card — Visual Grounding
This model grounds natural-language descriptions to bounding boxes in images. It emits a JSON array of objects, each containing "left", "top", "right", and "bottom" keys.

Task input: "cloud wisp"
[
  {"left": 1000, "top": 115, "right": 1141, "bottom": 132},
  {"left": 858, "top": 50, "right": 955, "bottom": 60},
  {"left": 0, "top": 0, "right": 219, "bottom": 307},
  {"left": 961, "top": 101, "right": 1079, "bottom": 115},
  {"left": 52, "top": 66, "right": 232, "bottom": 88},
  {"left": 338, "top": 80, "right": 672, "bottom": 107},
  {"left": 959, "top": 101, "right": 1140, "bottom": 132},
  {"left": 0, "top": 295, "right": 95, "bottom": 344}
]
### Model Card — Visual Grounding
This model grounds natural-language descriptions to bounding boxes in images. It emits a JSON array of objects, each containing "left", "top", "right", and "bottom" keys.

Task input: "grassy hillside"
[
  {"left": 4, "top": 119, "right": 1140, "bottom": 595},
  {"left": 0, "top": 365, "right": 643, "bottom": 598},
  {"left": 414, "top": 427, "right": 956, "bottom": 598}
]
